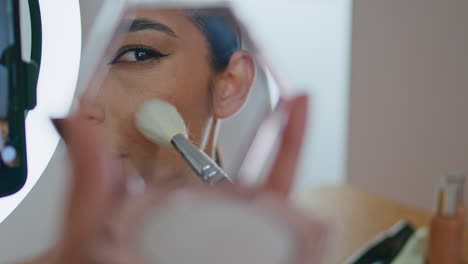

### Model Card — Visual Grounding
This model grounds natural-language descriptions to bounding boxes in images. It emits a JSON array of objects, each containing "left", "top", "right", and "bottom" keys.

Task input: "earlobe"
[{"left": 213, "top": 51, "right": 255, "bottom": 119}]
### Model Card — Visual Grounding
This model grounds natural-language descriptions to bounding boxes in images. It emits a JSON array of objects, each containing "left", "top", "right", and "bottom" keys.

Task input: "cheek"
[{"left": 101, "top": 63, "right": 213, "bottom": 147}]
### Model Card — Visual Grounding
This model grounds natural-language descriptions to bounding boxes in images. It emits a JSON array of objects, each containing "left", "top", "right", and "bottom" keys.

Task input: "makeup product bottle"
[
  {"left": 427, "top": 182, "right": 464, "bottom": 264},
  {"left": 446, "top": 173, "right": 466, "bottom": 226}
]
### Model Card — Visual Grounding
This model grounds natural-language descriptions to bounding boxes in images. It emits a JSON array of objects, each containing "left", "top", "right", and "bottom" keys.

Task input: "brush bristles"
[{"left": 135, "top": 99, "right": 188, "bottom": 149}]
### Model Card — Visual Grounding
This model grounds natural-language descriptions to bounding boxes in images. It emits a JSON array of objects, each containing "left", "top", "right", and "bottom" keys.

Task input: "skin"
[{"left": 80, "top": 9, "right": 255, "bottom": 188}]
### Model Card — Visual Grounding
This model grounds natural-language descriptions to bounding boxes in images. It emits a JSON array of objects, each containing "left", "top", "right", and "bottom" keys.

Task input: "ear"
[{"left": 212, "top": 50, "right": 255, "bottom": 119}]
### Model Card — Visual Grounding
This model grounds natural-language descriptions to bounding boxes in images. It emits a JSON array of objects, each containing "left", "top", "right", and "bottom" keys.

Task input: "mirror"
[
  {"left": 71, "top": 2, "right": 304, "bottom": 263},
  {"left": 75, "top": 1, "right": 287, "bottom": 189}
]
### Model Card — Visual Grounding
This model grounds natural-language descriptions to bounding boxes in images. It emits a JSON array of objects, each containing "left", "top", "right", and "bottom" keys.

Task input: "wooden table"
[{"left": 293, "top": 185, "right": 468, "bottom": 264}]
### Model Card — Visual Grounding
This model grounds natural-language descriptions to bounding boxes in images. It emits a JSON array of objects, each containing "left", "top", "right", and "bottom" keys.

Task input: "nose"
[{"left": 79, "top": 99, "right": 105, "bottom": 124}]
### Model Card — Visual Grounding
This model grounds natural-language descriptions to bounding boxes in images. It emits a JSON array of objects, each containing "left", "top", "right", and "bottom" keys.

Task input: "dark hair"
[{"left": 187, "top": 8, "right": 241, "bottom": 71}]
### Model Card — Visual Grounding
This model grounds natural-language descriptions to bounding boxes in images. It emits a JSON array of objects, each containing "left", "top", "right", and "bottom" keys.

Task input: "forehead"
[{"left": 124, "top": 9, "right": 199, "bottom": 37}]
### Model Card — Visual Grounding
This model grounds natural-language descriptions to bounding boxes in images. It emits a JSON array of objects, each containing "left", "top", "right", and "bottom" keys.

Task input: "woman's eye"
[{"left": 111, "top": 47, "right": 168, "bottom": 64}]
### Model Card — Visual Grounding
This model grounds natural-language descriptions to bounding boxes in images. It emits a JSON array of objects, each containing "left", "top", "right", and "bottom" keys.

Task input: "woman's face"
[{"left": 81, "top": 9, "right": 219, "bottom": 188}]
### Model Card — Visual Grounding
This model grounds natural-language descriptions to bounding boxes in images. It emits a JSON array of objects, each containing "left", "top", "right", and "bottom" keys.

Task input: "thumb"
[
  {"left": 52, "top": 117, "right": 123, "bottom": 262},
  {"left": 262, "top": 95, "right": 309, "bottom": 198}
]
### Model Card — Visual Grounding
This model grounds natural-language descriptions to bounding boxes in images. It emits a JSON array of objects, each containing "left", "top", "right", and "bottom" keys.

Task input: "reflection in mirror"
[{"left": 78, "top": 6, "right": 278, "bottom": 189}]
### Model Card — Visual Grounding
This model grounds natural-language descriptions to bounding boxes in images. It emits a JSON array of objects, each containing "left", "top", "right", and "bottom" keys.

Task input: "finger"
[
  {"left": 52, "top": 117, "right": 124, "bottom": 261},
  {"left": 262, "top": 95, "right": 309, "bottom": 197}
]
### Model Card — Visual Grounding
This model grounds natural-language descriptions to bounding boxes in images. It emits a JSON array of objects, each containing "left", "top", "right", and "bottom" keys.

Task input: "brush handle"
[{"left": 172, "top": 134, "right": 231, "bottom": 185}]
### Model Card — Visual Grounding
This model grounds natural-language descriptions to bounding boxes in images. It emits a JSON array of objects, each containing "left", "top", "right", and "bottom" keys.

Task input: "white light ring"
[{"left": 0, "top": 0, "right": 81, "bottom": 223}]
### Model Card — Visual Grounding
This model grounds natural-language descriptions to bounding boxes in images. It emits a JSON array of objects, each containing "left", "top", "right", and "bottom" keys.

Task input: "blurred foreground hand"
[{"left": 32, "top": 95, "right": 327, "bottom": 264}]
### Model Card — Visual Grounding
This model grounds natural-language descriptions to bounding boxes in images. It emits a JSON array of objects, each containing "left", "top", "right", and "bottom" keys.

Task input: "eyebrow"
[{"left": 128, "top": 18, "right": 178, "bottom": 37}]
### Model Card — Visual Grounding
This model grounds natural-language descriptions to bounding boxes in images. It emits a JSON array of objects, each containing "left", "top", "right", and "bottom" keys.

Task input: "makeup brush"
[{"left": 135, "top": 99, "right": 231, "bottom": 185}]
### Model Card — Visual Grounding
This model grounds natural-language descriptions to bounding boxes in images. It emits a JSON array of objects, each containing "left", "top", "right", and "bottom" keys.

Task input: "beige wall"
[{"left": 347, "top": 0, "right": 468, "bottom": 211}]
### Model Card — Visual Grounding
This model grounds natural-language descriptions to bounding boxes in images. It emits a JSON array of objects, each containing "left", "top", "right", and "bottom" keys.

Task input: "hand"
[{"left": 49, "top": 95, "right": 327, "bottom": 264}]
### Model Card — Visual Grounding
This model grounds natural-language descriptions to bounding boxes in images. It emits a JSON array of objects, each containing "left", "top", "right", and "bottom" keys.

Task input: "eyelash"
[{"left": 110, "top": 46, "right": 169, "bottom": 64}]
